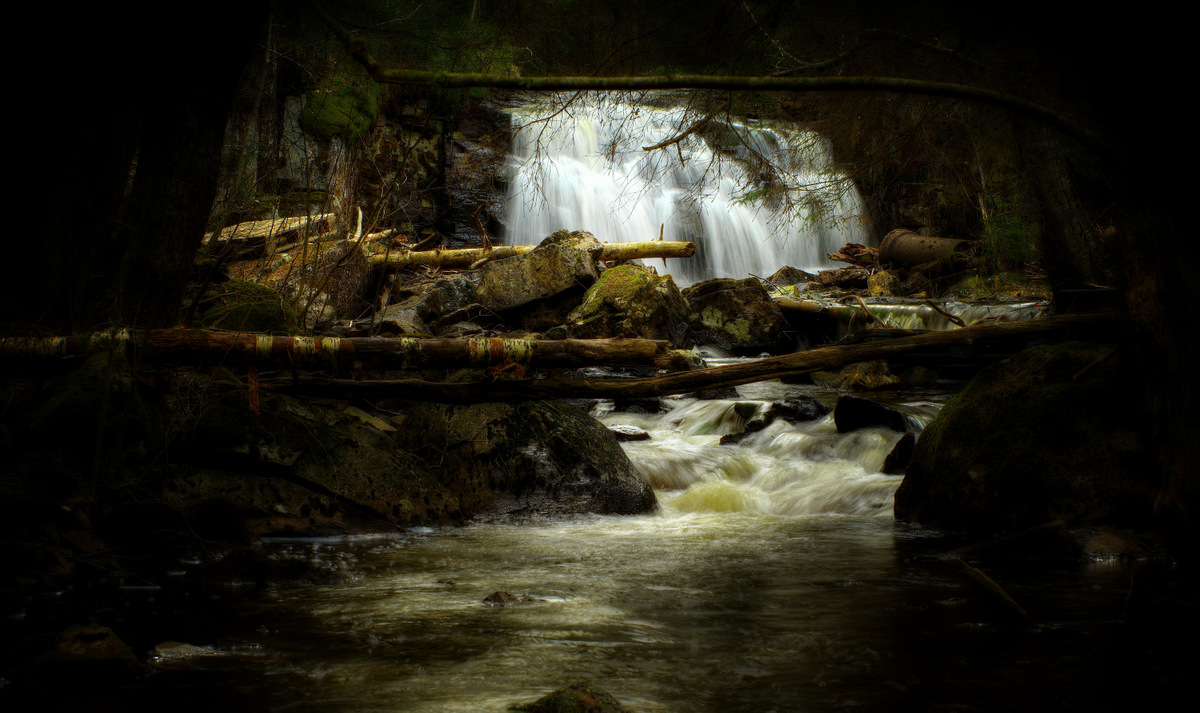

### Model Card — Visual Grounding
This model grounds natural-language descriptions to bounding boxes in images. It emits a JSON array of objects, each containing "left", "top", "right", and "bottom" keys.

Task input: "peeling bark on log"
[
  {"left": 260, "top": 313, "right": 1118, "bottom": 403},
  {"left": 0, "top": 331, "right": 680, "bottom": 370},
  {"left": 202, "top": 213, "right": 336, "bottom": 245},
  {"left": 367, "top": 241, "right": 695, "bottom": 270}
]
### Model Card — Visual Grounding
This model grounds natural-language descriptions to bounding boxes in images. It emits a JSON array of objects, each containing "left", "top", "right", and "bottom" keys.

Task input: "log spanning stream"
[{"left": 114, "top": 378, "right": 1180, "bottom": 712}]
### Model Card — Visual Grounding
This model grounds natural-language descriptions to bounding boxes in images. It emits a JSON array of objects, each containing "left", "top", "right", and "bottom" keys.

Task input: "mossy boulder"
[
  {"left": 299, "top": 77, "right": 380, "bottom": 145},
  {"left": 894, "top": 342, "right": 1156, "bottom": 535},
  {"left": 477, "top": 230, "right": 603, "bottom": 314},
  {"left": 683, "top": 277, "right": 789, "bottom": 353},
  {"left": 168, "top": 393, "right": 462, "bottom": 536},
  {"left": 566, "top": 264, "right": 690, "bottom": 347},
  {"left": 397, "top": 400, "right": 656, "bottom": 516}
]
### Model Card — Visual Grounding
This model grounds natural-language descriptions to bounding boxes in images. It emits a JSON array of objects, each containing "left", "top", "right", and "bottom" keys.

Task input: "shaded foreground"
[{"left": 2, "top": 515, "right": 1187, "bottom": 712}]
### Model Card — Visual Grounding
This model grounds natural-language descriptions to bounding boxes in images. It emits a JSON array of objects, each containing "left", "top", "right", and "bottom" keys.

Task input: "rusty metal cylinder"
[{"left": 878, "top": 229, "right": 973, "bottom": 267}]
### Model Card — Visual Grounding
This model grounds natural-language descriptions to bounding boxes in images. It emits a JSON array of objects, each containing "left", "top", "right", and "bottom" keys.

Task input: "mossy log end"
[
  {"left": 0, "top": 331, "right": 678, "bottom": 370},
  {"left": 368, "top": 241, "right": 696, "bottom": 270},
  {"left": 264, "top": 312, "right": 1120, "bottom": 402}
]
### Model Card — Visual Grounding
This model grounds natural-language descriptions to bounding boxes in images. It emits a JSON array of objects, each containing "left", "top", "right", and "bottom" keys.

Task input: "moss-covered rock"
[
  {"left": 477, "top": 230, "right": 603, "bottom": 314},
  {"left": 169, "top": 392, "right": 461, "bottom": 536},
  {"left": 567, "top": 264, "right": 690, "bottom": 347},
  {"left": 397, "top": 400, "right": 657, "bottom": 517},
  {"left": 894, "top": 342, "right": 1156, "bottom": 535},
  {"left": 683, "top": 277, "right": 789, "bottom": 353}
]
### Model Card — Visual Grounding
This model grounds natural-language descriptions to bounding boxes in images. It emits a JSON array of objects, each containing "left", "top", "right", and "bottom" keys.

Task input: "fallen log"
[
  {"left": 202, "top": 213, "right": 336, "bottom": 245},
  {"left": 367, "top": 241, "right": 696, "bottom": 270},
  {"left": 826, "top": 242, "right": 879, "bottom": 267},
  {"left": 0, "top": 331, "right": 681, "bottom": 370},
  {"left": 259, "top": 312, "right": 1119, "bottom": 403}
]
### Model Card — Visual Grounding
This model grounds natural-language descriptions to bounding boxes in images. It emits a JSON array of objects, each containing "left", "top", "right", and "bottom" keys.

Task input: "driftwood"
[
  {"left": 0, "top": 331, "right": 683, "bottom": 371},
  {"left": 202, "top": 213, "right": 336, "bottom": 245},
  {"left": 367, "top": 241, "right": 696, "bottom": 270},
  {"left": 257, "top": 312, "right": 1118, "bottom": 403},
  {"left": 826, "top": 242, "right": 879, "bottom": 267}
]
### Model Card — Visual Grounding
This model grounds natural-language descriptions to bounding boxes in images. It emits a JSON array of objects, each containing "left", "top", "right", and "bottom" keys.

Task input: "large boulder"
[
  {"left": 396, "top": 400, "right": 657, "bottom": 516},
  {"left": 894, "top": 342, "right": 1157, "bottom": 535},
  {"left": 377, "top": 276, "right": 476, "bottom": 335},
  {"left": 566, "top": 264, "right": 691, "bottom": 347},
  {"left": 683, "top": 277, "right": 789, "bottom": 353},
  {"left": 476, "top": 229, "right": 602, "bottom": 314},
  {"left": 167, "top": 392, "right": 463, "bottom": 536}
]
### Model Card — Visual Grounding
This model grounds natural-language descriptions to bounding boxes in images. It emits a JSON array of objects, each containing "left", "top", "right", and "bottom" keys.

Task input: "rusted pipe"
[{"left": 879, "top": 229, "right": 974, "bottom": 268}]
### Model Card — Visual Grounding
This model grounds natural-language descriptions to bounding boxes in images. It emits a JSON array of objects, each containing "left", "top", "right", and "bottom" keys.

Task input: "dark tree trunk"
[{"left": 9, "top": 3, "right": 269, "bottom": 332}]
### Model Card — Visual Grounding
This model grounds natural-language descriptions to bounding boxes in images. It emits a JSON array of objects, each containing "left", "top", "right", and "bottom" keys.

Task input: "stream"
[{"left": 60, "top": 380, "right": 1185, "bottom": 712}]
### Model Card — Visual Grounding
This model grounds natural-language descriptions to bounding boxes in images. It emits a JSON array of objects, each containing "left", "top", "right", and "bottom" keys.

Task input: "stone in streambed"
[{"left": 511, "top": 682, "right": 630, "bottom": 713}]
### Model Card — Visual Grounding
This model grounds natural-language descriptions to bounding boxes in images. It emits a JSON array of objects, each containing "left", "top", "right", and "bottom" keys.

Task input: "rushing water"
[
  {"left": 82, "top": 383, "right": 1183, "bottom": 713},
  {"left": 502, "top": 94, "right": 871, "bottom": 285}
]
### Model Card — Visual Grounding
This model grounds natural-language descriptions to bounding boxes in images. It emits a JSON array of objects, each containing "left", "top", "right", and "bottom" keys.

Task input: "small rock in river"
[
  {"left": 484, "top": 591, "right": 518, "bottom": 605},
  {"left": 608, "top": 424, "right": 651, "bottom": 442}
]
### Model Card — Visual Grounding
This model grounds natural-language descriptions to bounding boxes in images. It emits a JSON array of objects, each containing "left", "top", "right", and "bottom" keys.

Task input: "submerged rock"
[
  {"left": 397, "top": 400, "right": 657, "bottom": 516},
  {"left": 33, "top": 626, "right": 142, "bottom": 676},
  {"left": 511, "top": 682, "right": 630, "bottom": 713},
  {"left": 894, "top": 342, "right": 1156, "bottom": 536}
]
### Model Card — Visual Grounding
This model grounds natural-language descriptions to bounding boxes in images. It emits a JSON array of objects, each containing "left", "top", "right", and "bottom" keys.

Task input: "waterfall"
[{"left": 501, "top": 94, "right": 871, "bottom": 285}]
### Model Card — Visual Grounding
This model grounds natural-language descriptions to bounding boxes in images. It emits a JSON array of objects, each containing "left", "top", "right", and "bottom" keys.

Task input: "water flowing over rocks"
[{"left": 894, "top": 342, "right": 1157, "bottom": 535}]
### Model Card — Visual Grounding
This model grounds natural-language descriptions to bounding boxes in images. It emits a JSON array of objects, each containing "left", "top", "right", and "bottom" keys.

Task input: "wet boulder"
[
  {"left": 683, "top": 277, "right": 789, "bottom": 353},
  {"left": 32, "top": 626, "right": 142, "bottom": 677},
  {"left": 894, "top": 342, "right": 1156, "bottom": 536},
  {"left": 566, "top": 264, "right": 691, "bottom": 347},
  {"left": 397, "top": 400, "right": 657, "bottom": 516},
  {"left": 168, "top": 392, "right": 463, "bottom": 537},
  {"left": 476, "top": 229, "right": 602, "bottom": 314},
  {"left": 813, "top": 360, "right": 901, "bottom": 391},
  {"left": 512, "top": 682, "right": 630, "bottom": 713},
  {"left": 764, "top": 395, "right": 830, "bottom": 424},
  {"left": 833, "top": 395, "right": 912, "bottom": 433}
]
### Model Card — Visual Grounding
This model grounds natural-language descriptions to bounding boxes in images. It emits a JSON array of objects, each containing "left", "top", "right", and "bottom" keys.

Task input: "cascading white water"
[{"left": 502, "top": 94, "right": 871, "bottom": 285}]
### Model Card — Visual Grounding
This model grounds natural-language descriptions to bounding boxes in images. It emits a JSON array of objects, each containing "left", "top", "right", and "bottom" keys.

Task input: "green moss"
[
  {"left": 299, "top": 64, "right": 380, "bottom": 145},
  {"left": 200, "top": 280, "right": 300, "bottom": 334}
]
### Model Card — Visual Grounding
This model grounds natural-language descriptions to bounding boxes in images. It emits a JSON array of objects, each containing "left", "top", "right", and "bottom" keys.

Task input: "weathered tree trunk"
[
  {"left": 257, "top": 313, "right": 1116, "bottom": 402},
  {"left": 0, "top": 330, "right": 685, "bottom": 371},
  {"left": 368, "top": 241, "right": 696, "bottom": 270}
]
